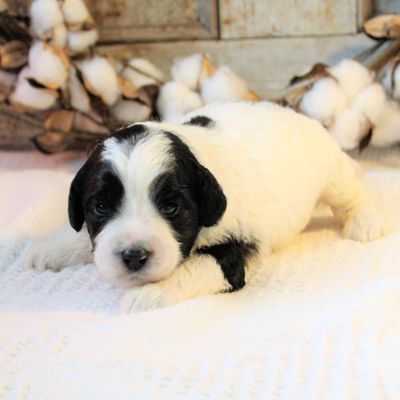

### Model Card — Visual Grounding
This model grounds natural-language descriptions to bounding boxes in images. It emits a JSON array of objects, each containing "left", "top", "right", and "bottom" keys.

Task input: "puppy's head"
[{"left": 68, "top": 123, "right": 226, "bottom": 286}]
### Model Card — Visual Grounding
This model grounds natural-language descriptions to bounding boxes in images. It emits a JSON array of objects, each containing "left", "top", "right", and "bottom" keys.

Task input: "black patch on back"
[
  {"left": 184, "top": 116, "right": 215, "bottom": 128},
  {"left": 196, "top": 238, "right": 258, "bottom": 291}
]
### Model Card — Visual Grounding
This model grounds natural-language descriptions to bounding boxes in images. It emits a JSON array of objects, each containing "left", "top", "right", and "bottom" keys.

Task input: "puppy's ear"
[
  {"left": 193, "top": 161, "right": 227, "bottom": 228},
  {"left": 68, "top": 146, "right": 101, "bottom": 231}
]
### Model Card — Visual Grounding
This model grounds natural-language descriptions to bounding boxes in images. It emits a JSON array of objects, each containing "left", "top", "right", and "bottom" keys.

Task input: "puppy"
[{"left": 26, "top": 101, "right": 386, "bottom": 312}]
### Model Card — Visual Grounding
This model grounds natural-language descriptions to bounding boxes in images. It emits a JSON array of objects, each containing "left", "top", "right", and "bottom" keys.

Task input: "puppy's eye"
[
  {"left": 160, "top": 204, "right": 179, "bottom": 216},
  {"left": 93, "top": 202, "right": 109, "bottom": 216}
]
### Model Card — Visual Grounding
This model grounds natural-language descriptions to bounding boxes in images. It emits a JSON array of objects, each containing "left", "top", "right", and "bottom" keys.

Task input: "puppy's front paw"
[
  {"left": 343, "top": 208, "right": 387, "bottom": 242},
  {"left": 23, "top": 241, "right": 66, "bottom": 272},
  {"left": 120, "top": 284, "right": 180, "bottom": 313}
]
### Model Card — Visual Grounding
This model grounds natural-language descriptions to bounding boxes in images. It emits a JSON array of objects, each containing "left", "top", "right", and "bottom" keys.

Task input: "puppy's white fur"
[
  {"left": 95, "top": 133, "right": 182, "bottom": 286},
  {"left": 25, "top": 101, "right": 386, "bottom": 312}
]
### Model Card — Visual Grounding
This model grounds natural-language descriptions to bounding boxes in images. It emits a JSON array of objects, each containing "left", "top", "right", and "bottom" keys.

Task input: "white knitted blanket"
[{"left": 1, "top": 149, "right": 400, "bottom": 399}]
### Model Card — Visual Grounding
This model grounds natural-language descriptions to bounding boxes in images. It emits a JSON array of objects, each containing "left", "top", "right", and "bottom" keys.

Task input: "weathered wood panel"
[
  {"left": 86, "top": 0, "right": 218, "bottom": 42},
  {"left": 358, "top": 0, "right": 373, "bottom": 28},
  {"left": 99, "top": 34, "right": 374, "bottom": 99},
  {"left": 219, "top": 0, "right": 360, "bottom": 38},
  {"left": 374, "top": 0, "right": 400, "bottom": 14}
]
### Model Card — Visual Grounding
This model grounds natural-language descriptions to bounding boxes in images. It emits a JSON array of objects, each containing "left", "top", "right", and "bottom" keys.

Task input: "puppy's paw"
[
  {"left": 23, "top": 241, "right": 66, "bottom": 272},
  {"left": 342, "top": 208, "right": 387, "bottom": 242},
  {"left": 0, "top": 238, "right": 29, "bottom": 271},
  {"left": 120, "top": 284, "right": 180, "bottom": 313}
]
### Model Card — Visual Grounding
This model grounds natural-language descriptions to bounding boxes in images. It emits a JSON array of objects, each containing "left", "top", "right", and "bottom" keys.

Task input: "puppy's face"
[{"left": 68, "top": 124, "right": 226, "bottom": 287}]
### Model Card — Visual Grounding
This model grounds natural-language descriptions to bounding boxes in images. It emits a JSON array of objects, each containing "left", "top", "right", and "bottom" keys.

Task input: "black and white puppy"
[{"left": 26, "top": 102, "right": 386, "bottom": 312}]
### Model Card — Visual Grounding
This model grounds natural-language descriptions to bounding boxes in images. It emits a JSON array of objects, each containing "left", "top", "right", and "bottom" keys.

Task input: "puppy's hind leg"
[
  {"left": 322, "top": 154, "right": 386, "bottom": 242},
  {"left": 24, "top": 227, "right": 93, "bottom": 272}
]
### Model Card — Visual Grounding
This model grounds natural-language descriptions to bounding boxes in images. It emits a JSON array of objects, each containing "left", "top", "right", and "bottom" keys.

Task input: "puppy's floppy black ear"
[
  {"left": 163, "top": 131, "right": 226, "bottom": 227},
  {"left": 68, "top": 165, "right": 87, "bottom": 232},
  {"left": 68, "top": 146, "right": 101, "bottom": 231},
  {"left": 193, "top": 162, "right": 227, "bottom": 228}
]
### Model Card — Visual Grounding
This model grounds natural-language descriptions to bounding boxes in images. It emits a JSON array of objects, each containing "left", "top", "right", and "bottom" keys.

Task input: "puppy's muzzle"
[{"left": 120, "top": 247, "right": 152, "bottom": 272}]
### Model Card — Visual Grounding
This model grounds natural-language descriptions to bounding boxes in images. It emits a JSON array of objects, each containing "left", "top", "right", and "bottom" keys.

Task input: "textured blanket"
[{"left": 1, "top": 149, "right": 400, "bottom": 399}]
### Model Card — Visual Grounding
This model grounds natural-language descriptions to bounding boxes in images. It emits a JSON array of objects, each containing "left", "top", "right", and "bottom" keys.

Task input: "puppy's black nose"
[{"left": 120, "top": 247, "right": 151, "bottom": 272}]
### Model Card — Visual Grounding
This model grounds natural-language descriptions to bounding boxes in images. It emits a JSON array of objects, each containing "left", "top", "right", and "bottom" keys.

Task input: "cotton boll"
[
  {"left": 299, "top": 78, "right": 348, "bottom": 124},
  {"left": 118, "top": 76, "right": 138, "bottom": 99},
  {"left": 157, "top": 81, "right": 204, "bottom": 122},
  {"left": 371, "top": 101, "right": 400, "bottom": 147},
  {"left": 73, "top": 112, "right": 109, "bottom": 134},
  {"left": 164, "top": 92, "right": 204, "bottom": 122},
  {"left": 122, "top": 65, "right": 158, "bottom": 88},
  {"left": 80, "top": 57, "right": 120, "bottom": 105},
  {"left": 200, "top": 66, "right": 256, "bottom": 103},
  {"left": 110, "top": 59, "right": 124, "bottom": 75},
  {"left": 30, "top": 0, "right": 64, "bottom": 39},
  {"left": 10, "top": 67, "right": 58, "bottom": 110},
  {"left": 68, "top": 67, "right": 91, "bottom": 113},
  {"left": 29, "top": 41, "right": 69, "bottom": 89},
  {"left": 329, "top": 109, "right": 370, "bottom": 150},
  {"left": 129, "top": 58, "right": 164, "bottom": 83},
  {"left": 51, "top": 23, "right": 68, "bottom": 48},
  {"left": 329, "top": 59, "right": 373, "bottom": 101},
  {"left": 171, "top": 53, "right": 203, "bottom": 91},
  {"left": 171, "top": 54, "right": 216, "bottom": 91},
  {"left": 62, "top": 0, "right": 90, "bottom": 26},
  {"left": 111, "top": 100, "right": 151, "bottom": 123},
  {"left": 184, "top": 91, "right": 204, "bottom": 111},
  {"left": 67, "top": 29, "right": 98, "bottom": 53},
  {"left": 353, "top": 83, "right": 386, "bottom": 125}
]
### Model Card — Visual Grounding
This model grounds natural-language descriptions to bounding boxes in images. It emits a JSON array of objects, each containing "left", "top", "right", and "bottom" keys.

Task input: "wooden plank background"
[
  {"left": 85, "top": 0, "right": 219, "bottom": 42},
  {"left": 374, "top": 0, "right": 400, "bottom": 14},
  {"left": 219, "top": 0, "right": 359, "bottom": 38}
]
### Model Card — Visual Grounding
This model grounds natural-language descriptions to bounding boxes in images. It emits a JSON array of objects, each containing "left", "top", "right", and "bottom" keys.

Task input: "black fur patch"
[
  {"left": 68, "top": 144, "right": 124, "bottom": 242},
  {"left": 164, "top": 132, "right": 227, "bottom": 228},
  {"left": 150, "top": 172, "right": 200, "bottom": 258},
  {"left": 69, "top": 124, "right": 150, "bottom": 239},
  {"left": 149, "top": 131, "right": 227, "bottom": 259},
  {"left": 83, "top": 162, "right": 124, "bottom": 241},
  {"left": 112, "top": 123, "right": 148, "bottom": 142},
  {"left": 68, "top": 144, "right": 103, "bottom": 232},
  {"left": 70, "top": 127, "right": 227, "bottom": 259},
  {"left": 196, "top": 238, "right": 258, "bottom": 291},
  {"left": 184, "top": 116, "right": 215, "bottom": 128}
]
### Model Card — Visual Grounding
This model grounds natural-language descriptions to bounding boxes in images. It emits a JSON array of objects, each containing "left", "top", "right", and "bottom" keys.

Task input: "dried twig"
[
  {"left": 0, "top": 103, "right": 109, "bottom": 140},
  {"left": 365, "top": 38, "right": 400, "bottom": 72}
]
